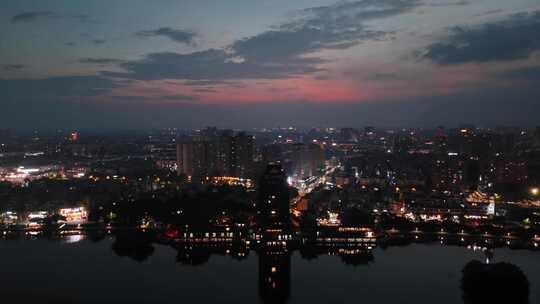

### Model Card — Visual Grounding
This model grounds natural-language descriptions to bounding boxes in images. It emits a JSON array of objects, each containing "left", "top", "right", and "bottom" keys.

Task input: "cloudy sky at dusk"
[{"left": 1, "top": 0, "right": 540, "bottom": 130}]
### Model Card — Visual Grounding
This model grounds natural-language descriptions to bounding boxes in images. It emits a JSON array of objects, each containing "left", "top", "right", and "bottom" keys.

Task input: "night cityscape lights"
[{"left": 2, "top": 0, "right": 540, "bottom": 302}]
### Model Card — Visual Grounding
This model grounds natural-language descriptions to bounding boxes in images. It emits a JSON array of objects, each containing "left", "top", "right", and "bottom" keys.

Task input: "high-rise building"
[
  {"left": 289, "top": 143, "right": 325, "bottom": 179},
  {"left": 262, "top": 143, "right": 324, "bottom": 180},
  {"left": 176, "top": 128, "right": 254, "bottom": 179},
  {"left": 218, "top": 131, "right": 254, "bottom": 178},
  {"left": 257, "top": 163, "right": 290, "bottom": 229},
  {"left": 176, "top": 135, "right": 219, "bottom": 178}
]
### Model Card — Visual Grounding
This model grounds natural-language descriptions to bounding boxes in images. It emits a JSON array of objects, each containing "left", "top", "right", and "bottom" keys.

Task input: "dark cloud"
[
  {"left": 183, "top": 80, "right": 230, "bottom": 86},
  {"left": 473, "top": 9, "right": 503, "bottom": 17},
  {"left": 11, "top": 11, "right": 54, "bottom": 23},
  {"left": 11, "top": 11, "right": 91, "bottom": 23},
  {"left": 136, "top": 27, "right": 196, "bottom": 44},
  {"left": 233, "top": 0, "right": 418, "bottom": 64},
  {"left": 79, "top": 58, "right": 124, "bottom": 64},
  {"left": 0, "top": 76, "right": 118, "bottom": 99},
  {"left": 231, "top": 28, "right": 384, "bottom": 65},
  {"left": 160, "top": 94, "right": 200, "bottom": 101},
  {"left": 104, "top": 49, "right": 323, "bottom": 80},
  {"left": 111, "top": 94, "right": 199, "bottom": 102},
  {"left": 421, "top": 11, "right": 540, "bottom": 64},
  {"left": 108, "top": 0, "right": 417, "bottom": 81},
  {"left": 303, "top": 0, "right": 419, "bottom": 21},
  {"left": 2, "top": 64, "right": 25, "bottom": 71},
  {"left": 428, "top": 0, "right": 470, "bottom": 7}
]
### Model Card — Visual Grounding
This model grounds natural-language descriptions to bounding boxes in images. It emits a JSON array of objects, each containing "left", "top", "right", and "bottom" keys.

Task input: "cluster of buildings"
[
  {"left": 0, "top": 165, "right": 88, "bottom": 185},
  {"left": 1, "top": 126, "right": 540, "bottom": 240},
  {"left": 262, "top": 143, "right": 325, "bottom": 179},
  {"left": 0, "top": 207, "right": 88, "bottom": 228},
  {"left": 176, "top": 128, "right": 254, "bottom": 180}
]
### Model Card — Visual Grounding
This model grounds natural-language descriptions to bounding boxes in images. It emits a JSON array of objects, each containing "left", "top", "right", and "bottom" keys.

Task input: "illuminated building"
[
  {"left": 59, "top": 207, "right": 88, "bottom": 224},
  {"left": 176, "top": 129, "right": 254, "bottom": 179},
  {"left": 466, "top": 191, "right": 496, "bottom": 204},
  {"left": 176, "top": 135, "right": 217, "bottom": 178},
  {"left": 0, "top": 212, "right": 18, "bottom": 225},
  {"left": 265, "top": 143, "right": 324, "bottom": 180},
  {"left": 163, "top": 226, "right": 238, "bottom": 243},
  {"left": 314, "top": 226, "right": 377, "bottom": 246},
  {"left": 27, "top": 211, "right": 48, "bottom": 228},
  {"left": 257, "top": 163, "right": 290, "bottom": 230},
  {"left": 317, "top": 211, "right": 341, "bottom": 226},
  {"left": 218, "top": 131, "right": 254, "bottom": 178},
  {"left": 64, "top": 167, "right": 87, "bottom": 178},
  {"left": 211, "top": 176, "right": 253, "bottom": 188},
  {"left": 0, "top": 166, "right": 55, "bottom": 185}
]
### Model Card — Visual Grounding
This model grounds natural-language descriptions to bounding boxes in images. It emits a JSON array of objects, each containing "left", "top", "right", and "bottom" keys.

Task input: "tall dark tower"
[
  {"left": 256, "top": 163, "right": 292, "bottom": 303},
  {"left": 257, "top": 163, "right": 290, "bottom": 230}
]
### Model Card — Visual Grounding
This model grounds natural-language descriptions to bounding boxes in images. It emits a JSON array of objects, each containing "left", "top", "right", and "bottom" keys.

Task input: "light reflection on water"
[
  {"left": 63, "top": 233, "right": 85, "bottom": 244},
  {"left": 0, "top": 235, "right": 538, "bottom": 304}
]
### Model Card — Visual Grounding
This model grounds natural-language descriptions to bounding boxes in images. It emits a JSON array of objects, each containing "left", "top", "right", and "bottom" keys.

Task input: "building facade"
[{"left": 177, "top": 129, "right": 254, "bottom": 179}]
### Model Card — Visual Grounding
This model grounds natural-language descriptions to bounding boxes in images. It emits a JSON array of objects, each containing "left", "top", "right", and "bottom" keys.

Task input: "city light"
[
  {"left": 1, "top": 0, "right": 539, "bottom": 301},
  {"left": 59, "top": 207, "right": 88, "bottom": 224},
  {"left": 16, "top": 167, "right": 39, "bottom": 174}
]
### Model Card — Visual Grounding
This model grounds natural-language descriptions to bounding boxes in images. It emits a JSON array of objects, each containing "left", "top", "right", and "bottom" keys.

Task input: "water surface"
[{"left": 1, "top": 238, "right": 538, "bottom": 304}]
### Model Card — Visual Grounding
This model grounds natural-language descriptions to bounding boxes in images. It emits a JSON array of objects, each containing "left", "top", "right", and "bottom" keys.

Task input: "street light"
[{"left": 531, "top": 187, "right": 539, "bottom": 196}]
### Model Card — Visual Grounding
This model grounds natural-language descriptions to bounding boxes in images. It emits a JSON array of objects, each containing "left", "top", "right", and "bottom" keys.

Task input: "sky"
[{"left": 1, "top": 0, "right": 540, "bottom": 130}]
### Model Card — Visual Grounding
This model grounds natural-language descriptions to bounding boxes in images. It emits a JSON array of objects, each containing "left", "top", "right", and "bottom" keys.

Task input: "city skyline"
[
  {"left": 1, "top": 123, "right": 539, "bottom": 303},
  {"left": 2, "top": 2, "right": 540, "bottom": 302},
  {"left": 1, "top": 0, "right": 540, "bottom": 130}
]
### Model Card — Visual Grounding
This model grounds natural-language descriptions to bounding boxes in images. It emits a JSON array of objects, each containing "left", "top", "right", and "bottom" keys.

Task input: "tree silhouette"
[{"left": 461, "top": 260, "right": 529, "bottom": 304}]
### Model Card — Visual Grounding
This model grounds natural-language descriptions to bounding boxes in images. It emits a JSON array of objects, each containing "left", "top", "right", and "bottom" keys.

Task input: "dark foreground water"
[{"left": 1, "top": 237, "right": 539, "bottom": 304}]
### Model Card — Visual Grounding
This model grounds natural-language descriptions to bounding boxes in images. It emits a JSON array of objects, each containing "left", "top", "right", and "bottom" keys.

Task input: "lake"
[{"left": 0, "top": 235, "right": 538, "bottom": 304}]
